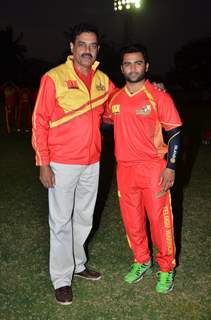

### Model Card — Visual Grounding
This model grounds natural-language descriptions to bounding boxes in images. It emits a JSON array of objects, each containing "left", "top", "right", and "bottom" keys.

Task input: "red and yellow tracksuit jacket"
[{"left": 32, "top": 56, "right": 115, "bottom": 166}]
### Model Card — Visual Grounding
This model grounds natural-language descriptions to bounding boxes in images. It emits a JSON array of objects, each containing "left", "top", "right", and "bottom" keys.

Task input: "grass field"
[{"left": 0, "top": 133, "right": 210, "bottom": 320}]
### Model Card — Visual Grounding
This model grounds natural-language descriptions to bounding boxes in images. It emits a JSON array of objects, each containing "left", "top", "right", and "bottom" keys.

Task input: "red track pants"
[{"left": 117, "top": 160, "right": 176, "bottom": 272}]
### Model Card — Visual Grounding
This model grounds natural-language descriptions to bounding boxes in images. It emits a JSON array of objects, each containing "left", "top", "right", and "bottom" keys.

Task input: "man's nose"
[
  {"left": 84, "top": 44, "right": 91, "bottom": 53},
  {"left": 130, "top": 63, "right": 137, "bottom": 72}
]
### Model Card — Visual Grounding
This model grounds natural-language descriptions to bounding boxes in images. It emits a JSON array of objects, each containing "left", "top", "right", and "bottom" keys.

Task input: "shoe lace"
[
  {"left": 157, "top": 271, "right": 172, "bottom": 285},
  {"left": 131, "top": 263, "right": 149, "bottom": 275},
  {"left": 58, "top": 286, "right": 69, "bottom": 295}
]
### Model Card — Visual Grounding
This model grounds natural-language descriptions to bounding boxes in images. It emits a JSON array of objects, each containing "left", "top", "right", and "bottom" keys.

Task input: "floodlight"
[{"left": 113, "top": 0, "right": 142, "bottom": 11}]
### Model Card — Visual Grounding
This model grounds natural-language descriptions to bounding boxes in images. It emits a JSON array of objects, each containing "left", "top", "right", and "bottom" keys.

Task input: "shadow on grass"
[
  {"left": 86, "top": 126, "right": 115, "bottom": 246},
  {"left": 171, "top": 100, "right": 205, "bottom": 265}
]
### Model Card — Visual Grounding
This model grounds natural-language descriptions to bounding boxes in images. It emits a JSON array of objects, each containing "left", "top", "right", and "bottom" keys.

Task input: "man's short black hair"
[
  {"left": 120, "top": 44, "right": 149, "bottom": 64},
  {"left": 70, "top": 23, "right": 99, "bottom": 44}
]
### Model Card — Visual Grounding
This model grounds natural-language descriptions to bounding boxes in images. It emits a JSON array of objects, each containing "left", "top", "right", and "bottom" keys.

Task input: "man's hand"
[
  {"left": 152, "top": 82, "right": 166, "bottom": 92},
  {"left": 156, "top": 168, "right": 175, "bottom": 198},
  {"left": 39, "top": 165, "right": 55, "bottom": 188}
]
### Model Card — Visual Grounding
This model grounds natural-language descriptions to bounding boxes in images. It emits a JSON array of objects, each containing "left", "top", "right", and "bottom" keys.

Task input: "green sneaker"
[
  {"left": 156, "top": 270, "right": 175, "bottom": 294},
  {"left": 124, "top": 261, "right": 152, "bottom": 284}
]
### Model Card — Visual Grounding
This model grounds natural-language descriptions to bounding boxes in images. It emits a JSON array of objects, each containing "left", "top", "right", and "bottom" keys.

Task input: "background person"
[
  {"left": 17, "top": 84, "right": 32, "bottom": 133},
  {"left": 1, "top": 81, "right": 18, "bottom": 133}
]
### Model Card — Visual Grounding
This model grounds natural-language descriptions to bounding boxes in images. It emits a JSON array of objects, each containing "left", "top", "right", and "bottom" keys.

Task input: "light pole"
[{"left": 113, "top": 1, "right": 143, "bottom": 43}]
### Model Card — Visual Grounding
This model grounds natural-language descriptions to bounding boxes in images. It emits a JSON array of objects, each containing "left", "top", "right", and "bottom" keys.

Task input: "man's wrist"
[
  {"left": 166, "top": 162, "right": 176, "bottom": 170},
  {"left": 40, "top": 165, "right": 50, "bottom": 171}
]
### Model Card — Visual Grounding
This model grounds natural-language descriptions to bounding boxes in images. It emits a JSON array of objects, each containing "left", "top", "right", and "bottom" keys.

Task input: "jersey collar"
[{"left": 124, "top": 79, "right": 149, "bottom": 97}]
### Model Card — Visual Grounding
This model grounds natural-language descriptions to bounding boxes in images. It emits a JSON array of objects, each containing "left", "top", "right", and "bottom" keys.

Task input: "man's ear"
[
  {"left": 121, "top": 65, "right": 124, "bottom": 74},
  {"left": 70, "top": 42, "right": 74, "bottom": 53},
  {"left": 146, "top": 62, "right": 149, "bottom": 72}
]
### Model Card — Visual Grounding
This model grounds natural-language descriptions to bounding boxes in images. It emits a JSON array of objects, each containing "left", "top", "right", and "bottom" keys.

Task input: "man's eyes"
[
  {"left": 78, "top": 42, "right": 97, "bottom": 49},
  {"left": 90, "top": 44, "right": 97, "bottom": 49},
  {"left": 136, "top": 61, "right": 143, "bottom": 66},
  {"left": 123, "top": 61, "right": 143, "bottom": 67}
]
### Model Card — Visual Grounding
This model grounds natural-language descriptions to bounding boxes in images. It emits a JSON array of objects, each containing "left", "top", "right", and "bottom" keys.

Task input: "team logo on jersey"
[
  {"left": 96, "top": 82, "right": 105, "bottom": 91},
  {"left": 65, "top": 80, "right": 79, "bottom": 89},
  {"left": 136, "top": 104, "right": 151, "bottom": 116},
  {"left": 112, "top": 104, "right": 120, "bottom": 114}
]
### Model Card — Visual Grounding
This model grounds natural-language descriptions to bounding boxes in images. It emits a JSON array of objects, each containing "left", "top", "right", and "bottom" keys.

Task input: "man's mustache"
[
  {"left": 81, "top": 53, "right": 93, "bottom": 59},
  {"left": 128, "top": 72, "right": 139, "bottom": 77}
]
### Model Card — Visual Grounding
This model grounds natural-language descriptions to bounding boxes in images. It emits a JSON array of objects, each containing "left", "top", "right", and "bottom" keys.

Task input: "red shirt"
[
  {"left": 106, "top": 80, "right": 182, "bottom": 164},
  {"left": 74, "top": 64, "right": 94, "bottom": 91}
]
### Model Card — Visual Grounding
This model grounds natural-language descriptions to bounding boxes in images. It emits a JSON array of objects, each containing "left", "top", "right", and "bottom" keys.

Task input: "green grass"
[{"left": 0, "top": 134, "right": 210, "bottom": 320}]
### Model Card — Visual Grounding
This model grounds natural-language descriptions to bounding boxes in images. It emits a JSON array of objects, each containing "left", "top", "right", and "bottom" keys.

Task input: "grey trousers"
[{"left": 48, "top": 161, "right": 99, "bottom": 289}]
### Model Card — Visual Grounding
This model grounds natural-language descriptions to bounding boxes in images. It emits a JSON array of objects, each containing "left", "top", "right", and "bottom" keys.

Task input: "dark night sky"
[{"left": 1, "top": 0, "right": 211, "bottom": 76}]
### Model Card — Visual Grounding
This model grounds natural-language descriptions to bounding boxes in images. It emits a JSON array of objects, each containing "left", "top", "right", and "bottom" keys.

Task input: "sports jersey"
[{"left": 106, "top": 80, "right": 182, "bottom": 164}]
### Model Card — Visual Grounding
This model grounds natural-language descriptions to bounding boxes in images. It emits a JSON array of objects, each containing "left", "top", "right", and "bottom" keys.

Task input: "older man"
[{"left": 32, "top": 23, "right": 115, "bottom": 305}]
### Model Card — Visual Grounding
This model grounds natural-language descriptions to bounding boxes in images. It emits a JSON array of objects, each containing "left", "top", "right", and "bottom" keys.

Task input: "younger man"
[{"left": 105, "top": 44, "right": 182, "bottom": 293}]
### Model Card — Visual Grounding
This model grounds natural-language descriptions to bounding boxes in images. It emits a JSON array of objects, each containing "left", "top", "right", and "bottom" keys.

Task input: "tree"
[
  {"left": 172, "top": 37, "right": 211, "bottom": 92},
  {"left": 0, "top": 26, "right": 26, "bottom": 82}
]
